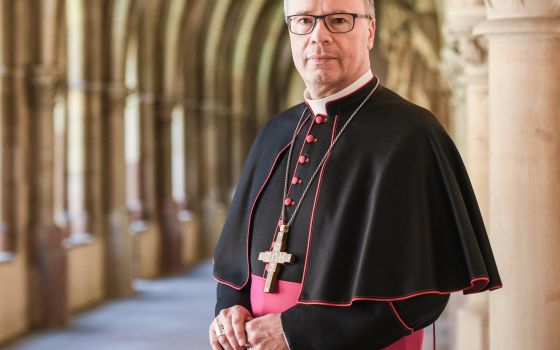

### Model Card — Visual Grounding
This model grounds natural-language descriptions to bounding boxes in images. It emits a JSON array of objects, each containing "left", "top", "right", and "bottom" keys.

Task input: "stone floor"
[
  {"left": 2, "top": 261, "right": 451, "bottom": 350},
  {"left": 2, "top": 262, "right": 215, "bottom": 350}
]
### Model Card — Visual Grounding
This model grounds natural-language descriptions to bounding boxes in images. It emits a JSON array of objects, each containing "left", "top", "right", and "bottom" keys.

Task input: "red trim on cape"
[
  {"left": 212, "top": 274, "right": 245, "bottom": 290},
  {"left": 295, "top": 276, "right": 501, "bottom": 306},
  {"left": 489, "top": 284, "right": 503, "bottom": 291},
  {"left": 389, "top": 301, "right": 414, "bottom": 333}
]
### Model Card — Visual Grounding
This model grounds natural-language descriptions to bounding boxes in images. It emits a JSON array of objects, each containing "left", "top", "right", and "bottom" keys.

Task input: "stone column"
[
  {"left": 0, "top": 1, "right": 24, "bottom": 255},
  {"left": 475, "top": 2, "right": 560, "bottom": 349},
  {"left": 445, "top": 2, "right": 491, "bottom": 350},
  {"left": 136, "top": 0, "right": 161, "bottom": 226},
  {"left": 183, "top": 100, "right": 203, "bottom": 265},
  {"left": 99, "top": 0, "right": 136, "bottom": 298},
  {"left": 180, "top": 0, "right": 209, "bottom": 266},
  {"left": 201, "top": 1, "right": 237, "bottom": 256},
  {"left": 155, "top": 98, "right": 183, "bottom": 274},
  {"left": 27, "top": 0, "right": 69, "bottom": 328},
  {"left": 455, "top": 65, "right": 491, "bottom": 350},
  {"left": 137, "top": 93, "right": 157, "bottom": 222},
  {"left": 80, "top": 0, "right": 104, "bottom": 240},
  {"left": 29, "top": 65, "right": 69, "bottom": 329},
  {"left": 101, "top": 82, "right": 134, "bottom": 297},
  {"left": 200, "top": 101, "right": 229, "bottom": 255}
]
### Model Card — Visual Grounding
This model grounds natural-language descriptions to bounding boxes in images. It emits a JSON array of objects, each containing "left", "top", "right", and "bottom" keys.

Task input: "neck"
[
  {"left": 307, "top": 86, "right": 343, "bottom": 100},
  {"left": 304, "top": 69, "right": 374, "bottom": 116}
]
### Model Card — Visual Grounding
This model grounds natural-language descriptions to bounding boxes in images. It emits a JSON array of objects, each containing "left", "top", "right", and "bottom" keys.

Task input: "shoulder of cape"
[
  {"left": 261, "top": 102, "right": 308, "bottom": 132},
  {"left": 247, "top": 102, "right": 308, "bottom": 151},
  {"left": 356, "top": 87, "right": 452, "bottom": 148}
]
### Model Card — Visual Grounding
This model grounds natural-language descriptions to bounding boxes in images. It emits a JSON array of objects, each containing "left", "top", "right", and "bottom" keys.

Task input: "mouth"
[{"left": 306, "top": 55, "right": 337, "bottom": 64}]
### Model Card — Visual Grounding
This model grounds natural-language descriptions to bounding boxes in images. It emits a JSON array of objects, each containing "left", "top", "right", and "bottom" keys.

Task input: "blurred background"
[{"left": 0, "top": 0, "right": 558, "bottom": 349}]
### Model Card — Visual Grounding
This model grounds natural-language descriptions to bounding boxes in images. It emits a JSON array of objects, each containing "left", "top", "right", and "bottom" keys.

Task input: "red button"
[
  {"left": 315, "top": 116, "right": 326, "bottom": 124},
  {"left": 292, "top": 176, "right": 302, "bottom": 185},
  {"left": 306, "top": 135, "right": 317, "bottom": 143},
  {"left": 284, "top": 198, "right": 294, "bottom": 206},
  {"left": 298, "top": 155, "right": 309, "bottom": 164}
]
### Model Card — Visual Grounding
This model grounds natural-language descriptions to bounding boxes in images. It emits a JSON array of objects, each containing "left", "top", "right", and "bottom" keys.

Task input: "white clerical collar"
[{"left": 304, "top": 69, "right": 374, "bottom": 116}]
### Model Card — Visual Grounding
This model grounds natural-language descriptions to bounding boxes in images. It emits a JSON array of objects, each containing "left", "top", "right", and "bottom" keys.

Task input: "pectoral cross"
[{"left": 258, "top": 224, "right": 295, "bottom": 293}]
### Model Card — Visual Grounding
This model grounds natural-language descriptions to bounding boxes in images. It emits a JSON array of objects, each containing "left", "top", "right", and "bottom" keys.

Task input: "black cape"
[{"left": 213, "top": 81, "right": 502, "bottom": 304}]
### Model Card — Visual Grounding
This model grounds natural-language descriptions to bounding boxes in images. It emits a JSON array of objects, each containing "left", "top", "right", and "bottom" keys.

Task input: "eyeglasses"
[{"left": 285, "top": 13, "right": 371, "bottom": 35}]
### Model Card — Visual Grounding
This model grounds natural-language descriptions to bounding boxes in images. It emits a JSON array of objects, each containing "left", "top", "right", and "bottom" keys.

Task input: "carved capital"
[
  {"left": 447, "top": 29, "right": 488, "bottom": 66},
  {"left": 486, "top": 0, "right": 560, "bottom": 19},
  {"left": 445, "top": 5, "right": 488, "bottom": 67}
]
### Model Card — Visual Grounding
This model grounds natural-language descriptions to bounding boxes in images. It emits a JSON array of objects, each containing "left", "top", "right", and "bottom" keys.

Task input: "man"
[{"left": 210, "top": 0, "right": 502, "bottom": 349}]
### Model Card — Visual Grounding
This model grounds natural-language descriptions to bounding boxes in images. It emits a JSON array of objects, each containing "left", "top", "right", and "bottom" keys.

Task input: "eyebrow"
[{"left": 290, "top": 9, "right": 349, "bottom": 16}]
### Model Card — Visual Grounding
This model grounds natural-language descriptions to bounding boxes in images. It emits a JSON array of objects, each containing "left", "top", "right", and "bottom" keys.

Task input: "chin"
[{"left": 307, "top": 70, "right": 339, "bottom": 87}]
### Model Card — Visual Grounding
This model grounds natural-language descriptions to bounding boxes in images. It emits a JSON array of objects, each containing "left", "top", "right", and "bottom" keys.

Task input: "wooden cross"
[{"left": 258, "top": 224, "right": 295, "bottom": 293}]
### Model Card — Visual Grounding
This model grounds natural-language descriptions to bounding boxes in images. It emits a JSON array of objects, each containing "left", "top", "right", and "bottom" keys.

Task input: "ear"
[{"left": 367, "top": 18, "right": 376, "bottom": 50}]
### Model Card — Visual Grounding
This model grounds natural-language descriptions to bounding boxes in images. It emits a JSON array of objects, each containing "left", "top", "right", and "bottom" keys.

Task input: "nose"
[{"left": 309, "top": 18, "right": 332, "bottom": 43}]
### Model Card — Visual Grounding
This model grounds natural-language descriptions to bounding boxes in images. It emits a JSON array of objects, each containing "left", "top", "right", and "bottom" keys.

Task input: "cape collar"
[{"left": 304, "top": 70, "right": 374, "bottom": 117}]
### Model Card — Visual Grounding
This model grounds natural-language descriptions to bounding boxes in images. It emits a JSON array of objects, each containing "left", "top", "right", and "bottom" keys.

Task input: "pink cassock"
[{"left": 250, "top": 274, "right": 424, "bottom": 350}]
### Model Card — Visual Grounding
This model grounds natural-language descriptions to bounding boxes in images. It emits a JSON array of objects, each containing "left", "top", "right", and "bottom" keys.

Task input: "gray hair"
[{"left": 284, "top": 0, "right": 376, "bottom": 18}]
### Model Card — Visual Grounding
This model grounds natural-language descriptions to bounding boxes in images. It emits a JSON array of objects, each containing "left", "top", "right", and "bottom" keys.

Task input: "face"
[{"left": 286, "top": 0, "right": 376, "bottom": 98}]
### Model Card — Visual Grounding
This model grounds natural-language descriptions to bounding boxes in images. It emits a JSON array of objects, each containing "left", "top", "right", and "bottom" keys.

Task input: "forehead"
[{"left": 286, "top": 0, "right": 365, "bottom": 15}]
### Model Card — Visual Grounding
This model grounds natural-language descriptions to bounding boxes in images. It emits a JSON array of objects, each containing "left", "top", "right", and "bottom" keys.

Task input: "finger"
[
  {"left": 217, "top": 334, "right": 234, "bottom": 350},
  {"left": 231, "top": 312, "right": 250, "bottom": 347},
  {"left": 216, "top": 313, "right": 239, "bottom": 350},
  {"left": 245, "top": 320, "right": 259, "bottom": 347},
  {"left": 210, "top": 334, "right": 223, "bottom": 350},
  {"left": 221, "top": 315, "right": 242, "bottom": 350},
  {"left": 209, "top": 323, "right": 223, "bottom": 350}
]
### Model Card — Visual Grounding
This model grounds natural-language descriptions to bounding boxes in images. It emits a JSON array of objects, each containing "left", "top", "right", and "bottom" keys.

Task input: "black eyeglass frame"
[{"left": 285, "top": 13, "right": 372, "bottom": 35}]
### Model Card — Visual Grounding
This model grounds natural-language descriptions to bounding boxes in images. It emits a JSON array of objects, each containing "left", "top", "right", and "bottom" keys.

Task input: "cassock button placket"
[{"left": 257, "top": 78, "right": 381, "bottom": 294}]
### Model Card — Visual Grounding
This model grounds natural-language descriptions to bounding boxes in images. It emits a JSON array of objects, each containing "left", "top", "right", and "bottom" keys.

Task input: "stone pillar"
[
  {"left": 138, "top": 93, "right": 157, "bottom": 222},
  {"left": 28, "top": 65, "right": 69, "bottom": 329},
  {"left": 155, "top": 98, "right": 183, "bottom": 274},
  {"left": 455, "top": 65, "right": 490, "bottom": 350},
  {"left": 201, "top": 103, "right": 223, "bottom": 203},
  {"left": 180, "top": 0, "right": 209, "bottom": 265},
  {"left": 81, "top": 1, "right": 104, "bottom": 240},
  {"left": 475, "top": 2, "right": 560, "bottom": 349},
  {"left": 136, "top": 0, "right": 161, "bottom": 226},
  {"left": 200, "top": 102, "right": 229, "bottom": 255},
  {"left": 101, "top": 82, "right": 134, "bottom": 297},
  {"left": 230, "top": 107, "right": 246, "bottom": 197},
  {"left": 183, "top": 101, "right": 203, "bottom": 265},
  {"left": 27, "top": 0, "right": 69, "bottom": 328},
  {"left": 0, "top": 0, "right": 25, "bottom": 255},
  {"left": 445, "top": 3, "right": 491, "bottom": 350}
]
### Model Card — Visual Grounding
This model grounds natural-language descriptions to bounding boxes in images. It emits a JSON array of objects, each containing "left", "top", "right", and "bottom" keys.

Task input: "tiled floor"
[
  {"left": 3, "top": 263, "right": 215, "bottom": 350},
  {"left": 2, "top": 261, "right": 451, "bottom": 350}
]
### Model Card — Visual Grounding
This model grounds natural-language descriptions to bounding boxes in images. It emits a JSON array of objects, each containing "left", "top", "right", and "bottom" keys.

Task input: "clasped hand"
[{"left": 209, "top": 305, "right": 288, "bottom": 350}]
